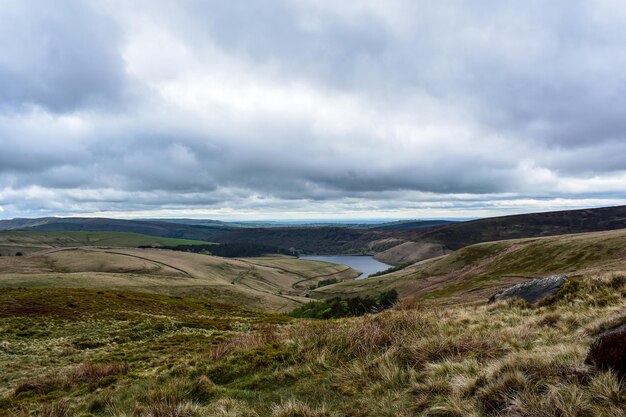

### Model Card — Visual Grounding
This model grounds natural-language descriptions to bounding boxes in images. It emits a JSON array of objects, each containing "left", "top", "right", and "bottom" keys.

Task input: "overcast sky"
[{"left": 1, "top": 0, "right": 626, "bottom": 220}]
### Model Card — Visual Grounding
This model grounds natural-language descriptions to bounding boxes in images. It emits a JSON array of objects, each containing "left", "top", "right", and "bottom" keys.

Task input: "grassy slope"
[
  {"left": 0, "top": 248, "right": 360, "bottom": 312},
  {"left": 0, "top": 288, "right": 288, "bottom": 416},
  {"left": 20, "top": 217, "right": 232, "bottom": 241},
  {"left": 374, "top": 241, "right": 451, "bottom": 265},
  {"left": 314, "top": 228, "right": 626, "bottom": 303},
  {"left": 0, "top": 231, "right": 211, "bottom": 255},
  {"left": 402, "top": 204, "right": 626, "bottom": 250},
  {"left": 2, "top": 274, "right": 624, "bottom": 416}
]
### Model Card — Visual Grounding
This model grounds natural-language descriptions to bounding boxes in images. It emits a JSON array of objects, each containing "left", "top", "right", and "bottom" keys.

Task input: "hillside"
[
  {"left": 403, "top": 204, "right": 626, "bottom": 250},
  {"left": 0, "top": 217, "right": 456, "bottom": 255},
  {"left": 0, "top": 231, "right": 211, "bottom": 256},
  {"left": 4, "top": 205, "right": 626, "bottom": 262},
  {"left": 367, "top": 204, "right": 626, "bottom": 266},
  {"left": 0, "top": 247, "right": 359, "bottom": 312},
  {"left": 314, "top": 228, "right": 626, "bottom": 303},
  {"left": 368, "top": 219, "right": 457, "bottom": 231},
  {"left": 2, "top": 273, "right": 624, "bottom": 416},
  {"left": 0, "top": 217, "right": 232, "bottom": 241},
  {"left": 210, "top": 226, "right": 386, "bottom": 255}
]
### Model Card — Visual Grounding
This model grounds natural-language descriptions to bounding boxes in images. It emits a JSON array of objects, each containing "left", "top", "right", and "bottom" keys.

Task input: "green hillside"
[
  {"left": 313, "top": 228, "right": 626, "bottom": 303},
  {"left": 2, "top": 275, "right": 624, "bottom": 416},
  {"left": 0, "top": 231, "right": 212, "bottom": 255}
]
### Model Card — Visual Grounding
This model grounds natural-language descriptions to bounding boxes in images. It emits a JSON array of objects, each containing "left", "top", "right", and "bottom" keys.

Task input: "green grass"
[
  {"left": 1, "top": 273, "right": 625, "bottom": 416},
  {"left": 0, "top": 288, "right": 287, "bottom": 416},
  {"left": 0, "top": 230, "right": 213, "bottom": 251}
]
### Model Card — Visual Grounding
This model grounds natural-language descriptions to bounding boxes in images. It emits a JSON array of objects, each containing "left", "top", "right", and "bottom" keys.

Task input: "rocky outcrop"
[
  {"left": 489, "top": 275, "right": 568, "bottom": 304},
  {"left": 585, "top": 323, "right": 626, "bottom": 378}
]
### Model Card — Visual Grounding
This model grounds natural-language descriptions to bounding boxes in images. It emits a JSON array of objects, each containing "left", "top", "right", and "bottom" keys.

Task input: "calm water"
[{"left": 300, "top": 255, "right": 391, "bottom": 279}]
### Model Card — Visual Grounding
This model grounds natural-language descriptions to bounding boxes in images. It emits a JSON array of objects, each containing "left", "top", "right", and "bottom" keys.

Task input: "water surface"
[{"left": 300, "top": 255, "right": 391, "bottom": 279}]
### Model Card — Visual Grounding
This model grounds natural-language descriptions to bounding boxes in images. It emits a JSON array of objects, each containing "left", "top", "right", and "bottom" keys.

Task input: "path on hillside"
[{"left": 87, "top": 248, "right": 308, "bottom": 309}]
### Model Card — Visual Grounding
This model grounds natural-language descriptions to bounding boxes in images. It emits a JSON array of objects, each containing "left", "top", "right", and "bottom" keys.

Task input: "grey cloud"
[
  {"left": 0, "top": 0, "right": 128, "bottom": 112},
  {"left": 1, "top": 0, "right": 626, "bottom": 218}
]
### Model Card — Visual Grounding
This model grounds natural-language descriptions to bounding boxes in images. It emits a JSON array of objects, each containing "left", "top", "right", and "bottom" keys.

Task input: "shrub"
[{"left": 289, "top": 290, "right": 398, "bottom": 319}]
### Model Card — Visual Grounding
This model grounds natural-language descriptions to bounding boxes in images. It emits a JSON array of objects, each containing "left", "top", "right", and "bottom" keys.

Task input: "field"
[
  {"left": 0, "top": 247, "right": 359, "bottom": 312},
  {"left": 0, "top": 231, "right": 212, "bottom": 256},
  {"left": 1, "top": 273, "right": 624, "bottom": 416}
]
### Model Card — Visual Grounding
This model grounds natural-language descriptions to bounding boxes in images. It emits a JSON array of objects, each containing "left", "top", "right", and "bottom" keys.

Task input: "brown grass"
[
  {"left": 40, "top": 401, "right": 70, "bottom": 417},
  {"left": 14, "top": 362, "right": 128, "bottom": 395}
]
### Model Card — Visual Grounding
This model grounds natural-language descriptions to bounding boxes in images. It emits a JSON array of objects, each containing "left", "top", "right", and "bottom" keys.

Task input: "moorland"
[{"left": 1, "top": 205, "right": 625, "bottom": 416}]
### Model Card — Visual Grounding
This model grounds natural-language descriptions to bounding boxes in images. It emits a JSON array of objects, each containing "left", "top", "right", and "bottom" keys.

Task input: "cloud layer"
[{"left": 1, "top": 0, "right": 626, "bottom": 219}]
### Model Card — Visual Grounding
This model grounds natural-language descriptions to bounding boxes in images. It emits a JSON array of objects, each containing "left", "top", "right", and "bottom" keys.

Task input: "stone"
[
  {"left": 585, "top": 323, "right": 626, "bottom": 379},
  {"left": 489, "top": 275, "right": 568, "bottom": 304}
]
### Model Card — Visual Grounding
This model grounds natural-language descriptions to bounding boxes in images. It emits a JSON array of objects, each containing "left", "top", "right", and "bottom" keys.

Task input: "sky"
[{"left": 1, "top": 0, "right": 626, "bottom": 221}]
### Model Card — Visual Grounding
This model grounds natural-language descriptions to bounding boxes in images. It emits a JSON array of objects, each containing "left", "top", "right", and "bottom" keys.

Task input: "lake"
[{"left": 300, "top": 255, "right": 391, "bottom": 279}]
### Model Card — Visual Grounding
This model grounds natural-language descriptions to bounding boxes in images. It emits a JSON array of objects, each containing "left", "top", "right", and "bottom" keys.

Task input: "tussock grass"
[
  {"left": 14, "top": 362, "right": 129, "bottom": 397},
  {"left": 40, "top": 401, "right": 70, "bottom": 417},
  {"left": 1, "top": 274, "right": 625, "bottom": 416}
]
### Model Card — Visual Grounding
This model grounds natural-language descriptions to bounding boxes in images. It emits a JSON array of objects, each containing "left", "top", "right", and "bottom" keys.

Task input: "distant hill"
[
  {"left": 402, "top": 205, "right": 626, "bottom": 250},
  {"left": 3, "top": 205, "right": 626, "bottom": 257},
  {"left": 0, "top": 231, "right": 211, "bottom": 256},
  {"left": 0, "top": 217, "right": 232, "bottom": 242},
  {"left": 210, "top": 226, "right": 386, "bottom": 254},
  {"left": 368, "top": 219, "right": 457, "bottom": 232},
  {"left": 0, "top": 217, "right": 58, "bottom": 231}
]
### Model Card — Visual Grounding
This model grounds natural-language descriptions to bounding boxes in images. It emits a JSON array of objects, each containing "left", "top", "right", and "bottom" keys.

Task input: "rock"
[
  {"left": 489, "top": 275, "right": 568, "bottom": 304},
  {"left": 585, "top": 323, "right": 626, "bottom": 379}
]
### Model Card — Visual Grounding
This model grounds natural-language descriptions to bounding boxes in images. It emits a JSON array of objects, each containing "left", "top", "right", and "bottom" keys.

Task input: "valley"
[
  {"left": 0, "top": 246, "right": 359, "bottom": 313},
  {"left": 1, "top": 206, "right": 626, "bottom": 416}
]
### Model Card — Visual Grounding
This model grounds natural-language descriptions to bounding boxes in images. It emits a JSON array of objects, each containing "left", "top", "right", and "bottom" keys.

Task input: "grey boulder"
[{"left": 489, "top": 275, "right": 569, "bottom": 304}]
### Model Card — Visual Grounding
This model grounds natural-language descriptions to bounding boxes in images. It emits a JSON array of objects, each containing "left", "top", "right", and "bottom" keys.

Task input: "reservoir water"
[{"left": 300, "top": 255, "right": 391, "bottom": 279}]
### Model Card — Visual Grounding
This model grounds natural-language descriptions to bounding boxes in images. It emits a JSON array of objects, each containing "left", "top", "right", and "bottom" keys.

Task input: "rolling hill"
[
  {"left": 0, "top": 217, "right": 447, "bottom": 255},
  {"left": 3, "top": 205, "right": 626, "bottom": 262},
  {"left": 372, "top": 204, "right": 626, "bottom": 266},
  {"left": 0, "top": 247, "right": 359, "bottom": 312},
  {"left": 402, "top": 205, "right": 626, "bottom": 250},
  {"left": 0, "top": 231, "right": 211, "bottom": 255}
]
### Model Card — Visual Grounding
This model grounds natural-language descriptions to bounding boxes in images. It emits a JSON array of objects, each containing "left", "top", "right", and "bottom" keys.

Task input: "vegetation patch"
[
  {"left": 152, "top": 242, "right": 297, "bottom": 258},
  {"left": 289, "top": 290, "right": 398, "bottom": 319},
  {"left": 368, "top": 262, "right": 412, "bottom": 278}
]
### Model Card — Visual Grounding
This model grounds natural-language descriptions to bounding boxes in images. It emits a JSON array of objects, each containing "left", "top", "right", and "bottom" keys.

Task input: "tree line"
[{"left": 142, "top": 242, "right": 297, "bottom": 258}]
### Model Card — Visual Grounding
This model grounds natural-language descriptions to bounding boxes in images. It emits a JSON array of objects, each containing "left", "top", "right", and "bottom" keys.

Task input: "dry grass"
[
  {"left": 40, "top": 401, "right": 70, "bottom": 417},
  {"left": 209, "top": 329, "right": 279, "bottom": 361},
  {"left": 271, "top": 399, "right": 332, "bottom": 417},
  {"left": 0, "top": 247, "right": 359, "bottom": 312},
  {"left": 278, "top": 273, "right": 626, "bottom": 416},
  {"left": 2, "top": 273, "right": 625, "bottom": 416},
  {"left": 14, "top": 362, "right": 129, "bottom": 396}
]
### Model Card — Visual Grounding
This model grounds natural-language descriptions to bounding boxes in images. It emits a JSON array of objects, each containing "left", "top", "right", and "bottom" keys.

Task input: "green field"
[{"left": 0, "top": 231, "right": 212, "bottom": 256}]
